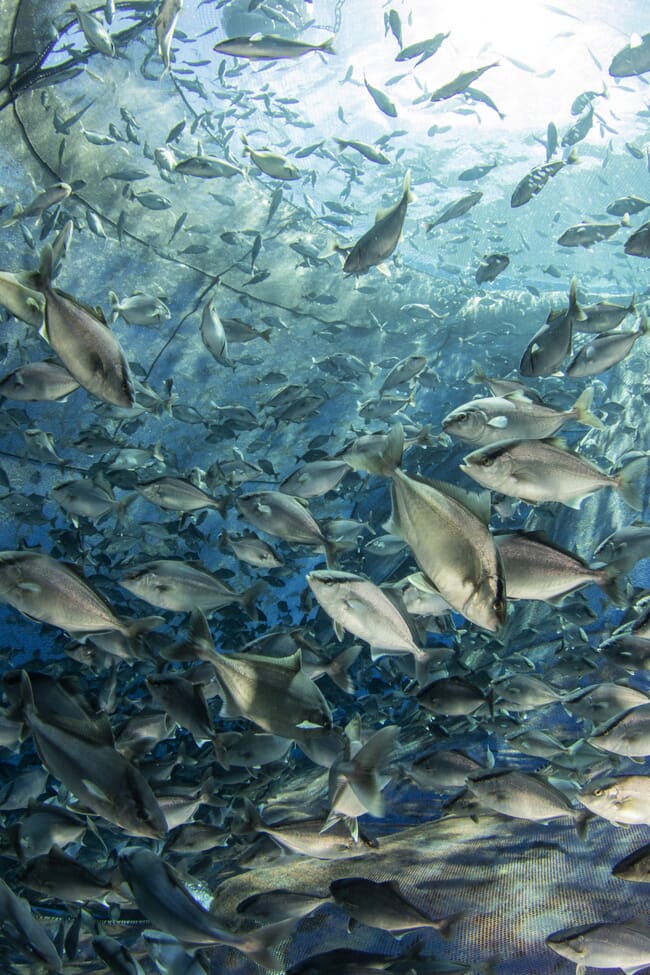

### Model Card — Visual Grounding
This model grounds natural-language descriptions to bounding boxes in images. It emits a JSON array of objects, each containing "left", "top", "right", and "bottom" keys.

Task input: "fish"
[
  {"left": 307, "top": 569, "right": 428, "bottom": 666},
  {"left": 547, "top": 918, "right": 650, "bottom": 973},
  {"left": 0, "top": 876, "right": 63, "bottom": 971},
  {"left": 458, "top": 160, "right": 497, "bottom": 181},
  {"left": 109, "top": 291, "right": 171, "bottom": 326},
  {"left": 588, "top": 703, "right": 650, "bottom": 757},
  {"left": 609, "top": 31, "right": 650, "bottom": 77},
  {"left": 280, "top": 459, "right": 350, "bottom": 498},
  {"left": 70, "top": 3, "right": 115, "bottom": 56},
  {"left": 379, "top": 354, "right": 427, "bottom": 392},
  {"left": 341, "top": 170, "right": 413, "bottom": 275},
  {"left": 16, "top": 671, "right": 168, "bottom": 838},
  {"left": 236, "top": 491, "right": 338, "bottom": 566},
  {"left": 461, "top": 439, "right": 645, "bottom": 510},
  {"left": 334, "top": 138, "right": 390, "bottom": 164},
  {"left": 494, "top": 532, "right": 622, "bottom": 603},
  {"left": 0, "top": 550, "right": 163, "bottom": 640},
  {"left": 395, "top": 32, "right": 449, "bottom": 65},
  {"left": 354, "top": 424, "right": 505, "bottom": 632},
  {"left": 364, "top": 76, "right": 397, "bottom": 117},
  {"left": 557, "top": 219, "right": 622, "bottom": 247},
  {"left": 442, "top": 386, "right": 603, "bottom": 445},
  {"left": 475, "top": 253, "right": 509, "bottom": 284},
  {"left": 0, "top": 359, "right": 79, "bottom": 401},
  {"left": 137, "top": 476, "right": 229, "bottom": 515},
  {"left": 612, "top": 843, "right": 650, "bottom": 882},
  {"left": 329, "top": 877, "right": 459, "bottom": 936},
  {"left": 624, "top": 220, "right": 650, "bottom": 257},
  {"left": 155, "top": 0, "right": 183, "bottom": 73},
  {"left": 119, "top": 559, "right": 261, "bottom": 616},
  {"left": 237, "top": 798, "right": 375, "bottom": 859},
  {"left": 417, "top": 676, "right": 486, "bottom": 716},
  {"left": 426, "top": 191, "right": 482, "bottom": 230},
  {"left": 174, "top": 154, "right": 244, "bottom": 178},
  {"left": 566, "top": 312, "right": 649, "bottom": 376},
  {"left": 519, "top": 276, "right": 583, "bottom": 376},
  {"left": 207, "top": 647, "right": 333, "bottom": 739},
  {"left": 24, "top": 245, "right": 135, "bottom": 407},
  {"left": 52, "top": 477, "right": 135, "bottom": 524},
  {"left": 0, "top": 270, "right": 45, "bottom": 326},
  {"left": 561, "top": 105, "right": 593, "bottom": 146},
  {"left": 510, "top": 159, "right": 566, "bottom": 207},
  {"left": 2, "top": 181, "right": 72, "bottom": 224},
  {"left": 574, "top": 296, "right": 636, "bottom": 333},
  {"left": 466, "top": 769, "right": 587, "bottom": 829},
  {"left": 606, "top": 195, "right": 650, "bottom": 216},
  {"left": 213, "top": 34, "right": 335, "bottom": 60},
  {"left": 200, "top": 296, "right": 232, "bottom": 365},
  {"left": 119, "top": 847, "right": 294, "bottom": 966},
  {"left": 429, "top": 63, "right": 499, "bottom": 101},
  {"left": 241, "top": 134, "right": 300, "bottom": 180}
]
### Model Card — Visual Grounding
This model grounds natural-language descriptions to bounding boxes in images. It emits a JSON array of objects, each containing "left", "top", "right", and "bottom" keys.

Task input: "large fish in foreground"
[
  {"left": 461, "top": 440, "right": 645, "bottom": 510},
  {"left": 25, "top": 245, "right": 135, "bottom": 406},
  {"left": 0, "top": 550, "right": 163, "bottom": 641},
  {"left": 213, "top": 33, "right": 335, "bottom": 60},
  {"left": 353, "top": 423, "right": 506, "bottom": 632},
  {"left": 340, "top": 170, "right": 413, "bottom": 275}
]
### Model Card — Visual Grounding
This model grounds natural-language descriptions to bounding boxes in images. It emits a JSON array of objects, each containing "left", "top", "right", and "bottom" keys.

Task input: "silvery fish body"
[{"left": 343, "top": 170, "right": 413, "bottom": 274}]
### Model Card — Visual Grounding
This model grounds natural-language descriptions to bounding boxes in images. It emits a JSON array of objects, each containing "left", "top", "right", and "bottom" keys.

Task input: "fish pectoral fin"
[
  {"left": 487, "top": 416, "right": 508, "bottom": 428},
  {"left": 375, "top": 263, "right": 391, "bottom": 277},
  {"left": 16, "top": 581, "right": 41, "bottom": 594},
  {"left": 81, "top": 778, "right": 112, "bottom": 804}
]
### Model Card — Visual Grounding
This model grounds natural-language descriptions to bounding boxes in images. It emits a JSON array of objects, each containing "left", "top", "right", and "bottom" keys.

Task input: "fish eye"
[
  {"left": 593, "top": 788, "right": 603, "bottom": 796},
  {"left": 479, "top": 454, "right": 495, "bottom": 467},
  {"left": 454, "top": 411, "right": 468, "bottom": 422}
]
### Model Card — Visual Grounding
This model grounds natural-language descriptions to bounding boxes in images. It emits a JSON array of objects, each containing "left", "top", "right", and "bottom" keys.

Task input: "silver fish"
[
  {"left": 27, "top": 246, "right": 135, "bottom": 407},
  {"left": 461, "top": 439, "right": 645, "bottom": 510},
  {"left": 342, "top": 170, "right": 413, "bottom": 275}
]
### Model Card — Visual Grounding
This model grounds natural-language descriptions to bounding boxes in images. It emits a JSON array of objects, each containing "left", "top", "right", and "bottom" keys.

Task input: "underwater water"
[{"left": 0, "top": 0, "right": 650, "bottom": 972}]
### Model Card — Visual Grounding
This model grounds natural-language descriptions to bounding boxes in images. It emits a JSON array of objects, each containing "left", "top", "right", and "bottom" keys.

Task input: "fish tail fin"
[
  {"left": 616, "top": 456, "right": 647, "bottom": 511},
  {"left": 629, "top": 294, "right": 637, "bottom": 315},
  {"left": 319, "top": 35, "right": 336, "bottom": 55},
  {"left": 108, "top": 291, "right": 120, "bottom": 321},
  {"left": 1, "top": 202, "right": 22, "bottom": 226},
  {"left": 182, "top": 607, "right": 216, "bottom": 661},
  {"left": 575, "top": 809, "right": 593, "bottom": 841},
  {"left": 638, "top": 307, "right": 649, "bottom": 335},
  {"left": 323, "top": 538, "right": 339, "bottom": 569},
  {"left": 240, "top": 918, "right": 296, "bottom": 970},
  {"left": 123, "top": 615, "right": 165, "bottom": 640},
  {"left": 212, "top": 735, "right": 230, "bottom": 769},
  {"left": 572, "top": 387, "right": 604, "bottom": 429},
  {"left": 346, "top": 725, "right": 399, "bottom": 817},
  {"left": 326, "top": 644, "right": 362, "bottom": 694},
  {"left": 213, "top": 493, "right": 230, "bottom": 519},
  {"left": 597, "top": 559, "right": 628, "bottom": 605},
  {"left": 403, "top": 167, "right": 415, "bottom": 203},
  {"left": 241, "top": 580, "right": 265, "bottom": 621},
  {"left": 235, "top": 796, "right": 264, "bottom": 835},
  {"left": 240, "top": 133, "right": 250, "bottom": 155},
  {"left": 568, "top": 275, "right": 587, "bottom": 322},
  {"left": 469, "top": 360, "right": 488, "bottom": 384},
  {"left": 260, "top": 327, "right": 272, "bottom": 343},
  {"left": 115, "top": 492, "right": 138, "bottom": 526},
  {"left": 363, "top": 422, "right": 405, "bottom": 475},
  {"left": 435, "top": 910, "right": 464, "bottom": 940},
  {"left": 566, "top": 147, "right": 580, "bottom": 164}
]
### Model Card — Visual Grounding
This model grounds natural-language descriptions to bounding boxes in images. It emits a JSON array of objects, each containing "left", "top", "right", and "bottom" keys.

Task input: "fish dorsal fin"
[
  {"left": 409, "top": 472, "right": 492, "bottom": 524},
  {"left": 503, "top": 389, "right": 536, "bottom": 403},
  {"left": 280, "top": 648, "right": 302, "bottom": 672}
]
